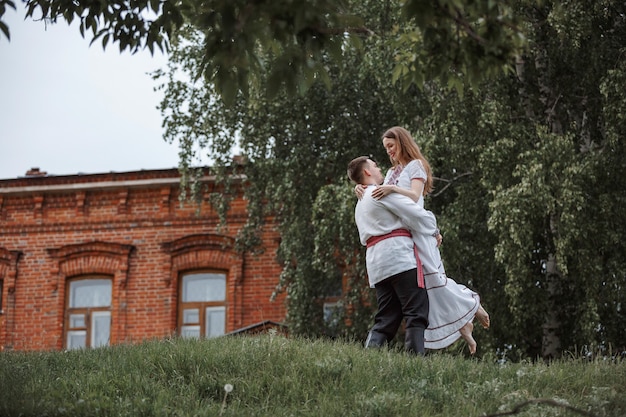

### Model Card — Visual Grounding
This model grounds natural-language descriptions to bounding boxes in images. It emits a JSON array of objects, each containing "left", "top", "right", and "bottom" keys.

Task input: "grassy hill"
[{"left": 1, "top": 335, "right": 624, "bottom": 416}]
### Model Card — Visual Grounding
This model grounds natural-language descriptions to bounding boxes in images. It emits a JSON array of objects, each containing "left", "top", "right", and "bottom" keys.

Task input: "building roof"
[
  {"left": 0, "top": 167, "right": 246, "bottom": 196},
  {"left": 226, "top": 320, "right": 288, "bottom": 336}
]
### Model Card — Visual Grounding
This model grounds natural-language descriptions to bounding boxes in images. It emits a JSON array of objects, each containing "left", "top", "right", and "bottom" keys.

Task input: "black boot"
[
  {"left": 404, "top": 327, "right": 425, "bottom": 356},
  {"left": 364, "top": 331, "right": 387, "bottom": 349}
]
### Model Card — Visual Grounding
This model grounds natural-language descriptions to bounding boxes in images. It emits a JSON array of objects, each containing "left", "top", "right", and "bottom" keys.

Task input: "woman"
[{"left": 357, "top": 126, "right": 489, "bottom": 354}]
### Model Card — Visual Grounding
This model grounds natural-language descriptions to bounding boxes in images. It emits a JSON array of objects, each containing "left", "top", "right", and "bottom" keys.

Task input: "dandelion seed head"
[{"left": 224, "top": 383, "right": 233, "bottom": 393}]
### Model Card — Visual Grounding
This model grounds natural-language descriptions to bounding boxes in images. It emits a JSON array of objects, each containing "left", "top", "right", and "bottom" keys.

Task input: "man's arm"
[{"left": 377, "top": 193, "right": 438, "bottom": 236}]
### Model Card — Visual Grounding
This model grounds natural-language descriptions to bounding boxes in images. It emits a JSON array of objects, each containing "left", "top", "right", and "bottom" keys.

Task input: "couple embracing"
[{"left": 348, "top": 126, "right": 489, "bottom": 356}]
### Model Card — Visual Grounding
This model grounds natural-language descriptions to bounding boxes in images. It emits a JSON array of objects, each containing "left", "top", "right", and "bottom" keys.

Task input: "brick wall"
[{"left": 0, "top": 168, "right": 286, "bottom": 351}]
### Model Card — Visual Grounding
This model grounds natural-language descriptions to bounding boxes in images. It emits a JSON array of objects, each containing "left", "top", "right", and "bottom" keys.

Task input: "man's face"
[{"left": 367, "top": 159, "right": 384, "bottom": 185}]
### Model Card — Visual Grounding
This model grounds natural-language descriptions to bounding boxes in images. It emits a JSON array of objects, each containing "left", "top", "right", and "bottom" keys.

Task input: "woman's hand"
[
  {"left": 433, "top": 229, "right": 443, "bottom": 247},
  {"left": 354, "top": 184, "right": 366, "bottom": 200},
  {"left": 372, "top": 185, "right": 396, "bottom": 200}
]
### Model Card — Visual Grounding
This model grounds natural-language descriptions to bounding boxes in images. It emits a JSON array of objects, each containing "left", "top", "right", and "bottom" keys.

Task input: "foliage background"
[
  {"left": 4, "top": 0, "right": 623, "bottom": 360},
  {"left": 155, "top": 0, "right": 626, "bottom": 360}
]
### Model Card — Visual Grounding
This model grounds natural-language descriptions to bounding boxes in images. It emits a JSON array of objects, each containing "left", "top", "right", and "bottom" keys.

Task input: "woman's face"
[{"left": 382, "top": 137, "right": 400, "bottom": 163}]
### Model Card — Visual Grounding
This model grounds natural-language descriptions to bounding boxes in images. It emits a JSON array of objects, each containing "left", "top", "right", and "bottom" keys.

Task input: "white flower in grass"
[{"left": 220, "top": 384, "right": 234, "bottom": 416}]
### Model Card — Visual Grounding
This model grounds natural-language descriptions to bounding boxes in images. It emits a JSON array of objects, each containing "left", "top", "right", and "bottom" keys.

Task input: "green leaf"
[
  {"left": 0, "top": 21, "right": 9, "bottom": 40},
  {"left": 101, "top": 33, "right": 110, "bottom": 50},
  {"left": 266, "top": 68, "right": 285, "bottom": 100},
  {"left": 150, "top": 0, "right": 160, "bottom": 13},
  {"left": 318, "top": 67, "right": 331, "bottom": 91},
  {"left": 218, "top": 70, "right": 238, "bottom": 107},
  {"left": 391, "top": 63, "right": 404, "bottom": 84}
]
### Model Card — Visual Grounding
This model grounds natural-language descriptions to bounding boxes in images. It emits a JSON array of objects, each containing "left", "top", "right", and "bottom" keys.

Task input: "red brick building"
[{"left": 0, "top": 167, "right": 286, "bottom": 351}]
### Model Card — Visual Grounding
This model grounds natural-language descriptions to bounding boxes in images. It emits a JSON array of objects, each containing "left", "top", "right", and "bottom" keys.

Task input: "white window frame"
[
  {"left": 179, "top": 271, "right": 227, "bottom": 339},
  {"left": 65, "top": 276, "right": 112, "bottom": 350}
]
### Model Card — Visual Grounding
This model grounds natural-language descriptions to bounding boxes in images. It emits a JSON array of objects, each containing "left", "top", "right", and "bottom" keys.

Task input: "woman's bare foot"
[
  {"left": 476, "top": 305, "right": 490, "bottom": 329},
  {"left": 460, "top": 321, "right": 476, "bottom": 355}
]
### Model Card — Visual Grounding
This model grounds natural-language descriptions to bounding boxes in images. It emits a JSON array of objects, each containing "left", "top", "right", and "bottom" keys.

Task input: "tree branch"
[
  {"left": 430, "top": 171, "right": 472, "bottom": 198},
  {"left": 312, "top": 26, "right": 376, "bottom": 36},
  {"left": 444, "top": 5, "right": 486, "bottom": 45}
]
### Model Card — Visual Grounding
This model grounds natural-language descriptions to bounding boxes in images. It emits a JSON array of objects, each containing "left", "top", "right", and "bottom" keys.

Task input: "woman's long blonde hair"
[{"left": 382, "top": 126, "right": 433, "bottom": 195}]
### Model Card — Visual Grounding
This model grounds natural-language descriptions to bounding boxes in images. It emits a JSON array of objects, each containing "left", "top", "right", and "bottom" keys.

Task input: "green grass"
[{"left": 0, "top": 335, "right": 624, "bottom": 417}]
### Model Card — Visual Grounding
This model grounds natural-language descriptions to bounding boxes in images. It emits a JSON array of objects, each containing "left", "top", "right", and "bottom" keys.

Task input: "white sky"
[{"left": 0, "top": 6, "right": 180, "bottom": 180}]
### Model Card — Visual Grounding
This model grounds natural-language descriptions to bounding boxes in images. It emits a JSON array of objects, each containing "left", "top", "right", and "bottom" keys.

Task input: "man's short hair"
[{"left": 347, "top": 156, "right": 370, "bottom": 184}]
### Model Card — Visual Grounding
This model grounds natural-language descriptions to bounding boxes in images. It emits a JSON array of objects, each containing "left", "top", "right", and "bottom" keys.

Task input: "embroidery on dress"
[{"left": 386, "top": 165, "right": 403, "bottom": 185}]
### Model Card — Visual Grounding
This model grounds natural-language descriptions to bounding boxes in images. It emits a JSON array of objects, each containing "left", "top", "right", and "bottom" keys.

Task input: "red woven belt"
[{"left": 366, "top": 229, "right": 424, "bottom": 288}]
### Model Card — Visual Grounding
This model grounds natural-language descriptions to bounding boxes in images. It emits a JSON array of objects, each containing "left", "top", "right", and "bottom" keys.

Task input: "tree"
[
  {"left": 156, "top": 0, "right": 438, "bottom": 339},
  {"left": 148, "top": 0, "right": 626, "bottom": 358},
  {"left": 419, "top": 0, "right": 626, "bottom": 359},
  {"left": 2, "top": 0, "right": 525, "bottom": 103},
  {"left": 489, "top": 0, "right": 626, "bottom": 359}
]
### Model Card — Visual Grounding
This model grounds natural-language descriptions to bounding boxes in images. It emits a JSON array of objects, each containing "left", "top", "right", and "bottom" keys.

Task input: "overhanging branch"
[{"left": 430, "top": 171, "right": 472, "bottom": 198}]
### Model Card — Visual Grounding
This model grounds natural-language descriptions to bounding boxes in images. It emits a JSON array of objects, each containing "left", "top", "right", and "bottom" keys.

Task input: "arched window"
[
  {"left": 179, "top": 271, "right": 226, "bottom": 339},
  {"left": 65, "top": 276, "right": 112, "bottom": 350}
]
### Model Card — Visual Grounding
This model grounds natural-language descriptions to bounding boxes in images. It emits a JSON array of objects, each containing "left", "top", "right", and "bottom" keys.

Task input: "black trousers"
[{"left": 371, "top": 268, "right": 429, "bottom": 343}]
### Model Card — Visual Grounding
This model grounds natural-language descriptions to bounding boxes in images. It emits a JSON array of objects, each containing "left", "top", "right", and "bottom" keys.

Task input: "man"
[{"left": 347, "top": 156, "right": 438, "bottom": 355}]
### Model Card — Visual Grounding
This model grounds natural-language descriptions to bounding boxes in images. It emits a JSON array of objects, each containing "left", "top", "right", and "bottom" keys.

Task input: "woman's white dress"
[{"left": 385, "top": 160, "right": 480, "bottom": 349}]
